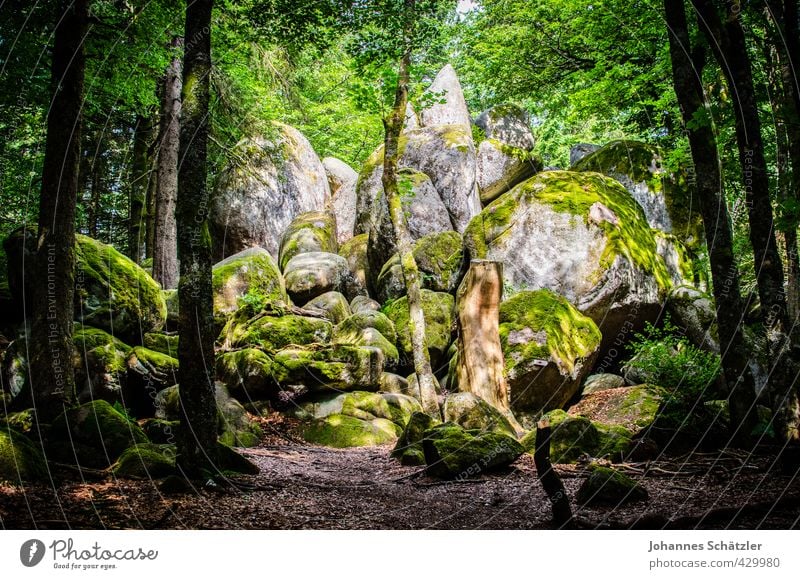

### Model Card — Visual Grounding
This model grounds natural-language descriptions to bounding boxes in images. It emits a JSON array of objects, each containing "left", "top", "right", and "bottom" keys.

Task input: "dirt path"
[{"left": 2, "top": 440, "right": 800, "bottom": 529}]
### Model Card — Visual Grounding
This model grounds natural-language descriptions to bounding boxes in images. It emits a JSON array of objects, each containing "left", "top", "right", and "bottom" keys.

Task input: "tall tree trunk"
[
  {"left": 145, "top": 148, "right": 158, "bottom": 261},
  {"left": 153, "top": 36, "right": 182, "bottom": 289},
  {"left": 88, "top": 152, "right": 102, "bottom": 238},
  {"left": 664, "top": 0, "right": 758, "bottom": 443},
  {"left": 692, "top": 0, "right": 799, "bottom": 440},
  {"left": 128, "top": 114, "right": 154, "bottom": 264},
  {"left": 382, "top": 48, "right": 439, "bottom": 418},
  {"left": 28, "top": 0, "right": 87, "bottom": 421},
  {"left": 176, "top": 0, "right": 218, "bottom": 476}
]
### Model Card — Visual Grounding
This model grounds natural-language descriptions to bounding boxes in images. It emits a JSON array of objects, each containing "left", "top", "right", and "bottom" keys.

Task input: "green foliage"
[{"left": 625, "top": 317, "right": 721, "bottom": 426}]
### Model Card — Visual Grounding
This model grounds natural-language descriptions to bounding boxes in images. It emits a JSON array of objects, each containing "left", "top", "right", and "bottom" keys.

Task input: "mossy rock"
[
  {"left": 334, "top": 311, "right": 397, "bottom": 344},
  {"left": 74, "top": 234, "right": 167, "bottom": 340},
  {"left": 442, "top": 392, "right": 517, "bottom": 437},
  {"left": 391, "top": 411, "right": 438, "bottom": 466},
  {"left": 576, "top": 465, "right": 648, "bottom": 506},
  {"left": 422, "top": 422, "right": 524, "bottom": 479},
  {"left": 283, "top": 251, "right": 360, "bottom": 304},
  {"left": 220, "top": 311, "right": 333, "bottom": 352},
  {"left": 304, "top": 291, "right": 351, "bottom": 324},
  {"left": 212, "top": 247, "right": 286, "bottom": 315},
  {"left": 383, "top": 290, "right": 455, "bottom": 369},
  {"left": 376, "top": 231, "right": 465, "bottom": 302},
  {"left": 278, "top": 210, "right": 339, "bottom": 271},
  {"left": 72, "top": 325, "right": 132, "bottom": 404},
  {"left": 574, "top": 140, "right": 703, "bottom": 249},
  {"left": 0, "top": 409, "right": 35, "bottom": 434},
  {"left": 301, "top": 414, "right": 401, "bottom": 448},
  {"left": 164, "top": 289, "right": 179, "bottom": 328},
  {"left": 333, "top": 326, "right": 399, "bottom": 369},
  {"left": 543, "top": 409, "right": 600, "bottom": 464},
  {"left": 215, "top": 348, "right": 275, "bottom": 400},
  {"left": 499, "top": 290, "right": 601, "bottom": 417},
  {"left": 378, "top": 372, "right": 410, "bottom": 395},
  {"left": 568, "top": 384, "right": 661, "bottom": 435},
  {"left": 0, "top": 426, "right": 47, "bottom": 483},
  {"left": 339, "top": 233, "right": 368, "bottom": 291},
  {"left": 49, "top": 400, "right": 148, "bottom": 468},
  {"left": 143, "top": 332, "right": 179, "bottom": 357},
  {"left": 290, "top": 391, "right": 421, "bottom": 428},
  {"left": 113, "top": 443, "right": 177, "bottom": 479},
  {"left": 141, "top": 418, "right": 179, "bottom": 444},
  {"left": 124, "top": 346, "right": 179, "bottom": 417},
  {"left": 581, "top": 373, "right": 626, "bottom": 396},
  {"left": 271, "top": 344, "right": 384, "bottom": 392},
  {"left": 350, "top": 295, "right": 381, "bottom": 314},
  {"left": 0, "top": 338, "right": 27, "bottom": 399}
]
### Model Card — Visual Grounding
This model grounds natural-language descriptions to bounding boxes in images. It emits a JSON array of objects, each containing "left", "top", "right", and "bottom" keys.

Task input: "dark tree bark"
[
  {"left": 534, "top": 419, "right": 573, "bottom": 527},
  {"left": 128, "top": 114, "right": 155, "bottom": 263},
  {"left": 692, "top": 0, "right": 799, "bottom": 440},
  {"left": 28, "top": 0, "right": 88, "bottom": 421},
  {"left": 382, "top": 44, "right": 439, "bottom": 418},
  {"left": 176, "top": 0, "right": 218, "bottom": 476},
  {"left": 145, "top": 148, "right": 158, "bottom": 261},
  {"left": 664, "top": 0, "right": 758, "bottom": 442},
  {"left": 153, "top": 36, "right": 182, "bottom": 289}
]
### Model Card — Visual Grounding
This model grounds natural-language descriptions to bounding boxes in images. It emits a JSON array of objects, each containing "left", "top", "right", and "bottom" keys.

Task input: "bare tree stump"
[
  {"left": 535, "top": 418, "right": 573, "bottom": 527},
  {"left": 455, "top": 260, "right": 509, "bottom": 411}
]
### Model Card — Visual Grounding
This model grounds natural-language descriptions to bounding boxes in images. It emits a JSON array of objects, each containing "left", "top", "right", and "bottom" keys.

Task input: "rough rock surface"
[
  {"left": 283, "top": 251, "right": 361, "bottom": 304},
  {"left": 212, "top": 247, "right": 286, "bottom": 314},
  {"left": 278, "top": 211, "right": 339, "bottom": 271},
  {"left": 323, "top": 157, "right": 358, "bottom": 244},
  {"left": 418, "top": 64, "right": 472, "bottom": 133}
]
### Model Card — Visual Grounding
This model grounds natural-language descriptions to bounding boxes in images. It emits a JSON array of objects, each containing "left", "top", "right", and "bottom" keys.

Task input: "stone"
[
  {"left": 339, "top": 234, "right": 369, "bottom": 292},
  {"left": 383, "top": 290, "right": 455, "bottom": 370},
  {"left": 0, "top": 427, "right": 46, "bottom": 483},
  {"left": 220, "top": 310, "right": 333, "bottom": 352},
  {"left": 212, "top": 247, "right": 286, "bottom": 315},
  {"left": 391, "top": 411, "right": 437, "bottom": 466},
  {"left": 271, "top": 344, "right": 385, "bottom": 393},
  {"left": 376, "top": 231, "right": 465, "bottom": 302},
  {"left": 350, "top": 295, "right": 381, "bottom": 315},
  {"left": 442, "top": 392, "right": 517, "bottom": 437},
  {"left": 581, "top": 373, "right": 627, "bottom": 396},
  {"left": 422, "top": 423, "right": 524, "bottom": 479},
  {"left": 283, "top": 251, "right": 361, "bottom": 304},
  {"left": 113, "top": 443, "right": 177, "bottom": 479},
  {"left": 301, "top": 414, "right": 401, "bottom": 448},
  {"left": 541, "top": 409, "right": 600, "bottom": 464},
  {"left": 49, "top": 400, "right": 148, "bottom": 468},
  {"left": 474, "top": 104, "right": 536, "bottom": 150},
  {"left": 278, "top": 210, "right": 339, "bottom": 271},
  {"left": 569, "top": 143, "right": 600, "bottom": 166},
  {"left": 576, "top": 466, "right": 648, "bottom": 505},
  {"left": 209, "top": 123, "right": 330, "bottom": 260},
  {"left": 498, "top": 290, "right": 601, "bottom": 421},
  {"left": 323, "top": 157, "right": 358, "bottom": 244},
  {"left": 143, "top": 332, "right": 179, "bottom": 358},
  {"left": 667, "top": 285, "right": 719, "bottom": 352},
  {"left": 215, "top": 348, "right": 275, "bottom": 401},
  {"left": 419, "top": 64, "right": 472, "bottom": 133},
  {"left": 476, "top": 138, "right": 540, "bottom": 204},
  {"left": 379, "top": 372, "right": 410, "bottom": 395},
  {"left": 72, "top": 325, "right": 132, "bottom": 405},
  {"left": 465, "top": 170, "right": 674, "bottom": 358},
  {"left": 290, "top": 390, "right": 421, "bottom": 428},
  {"left": 334, "top": 311, "right": 398, "bottom": 345},
  {"left": 124, "top": 346, "right": 179, "bottom": 416},
  {"left": 569, "top": 384, "right": 661, "bottom": 436},
  {"left": 303, "top": 291, "right": 351, "bottom": 324}
]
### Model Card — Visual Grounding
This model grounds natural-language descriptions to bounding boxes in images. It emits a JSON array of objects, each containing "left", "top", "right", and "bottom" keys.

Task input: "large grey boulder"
[
  {"left": 338, "top": 234, "right": 368, "bottom": 292},
  {"left": 212, "top": 247, "right": 286, "bottom": 315},
  {"left": 465, "top": 170, "right": 673, "bottom": 355},
  {"left": 418, "top": 64, "right": 472, "bottom": 133},
  {"left": 323, "top": 157, "right": 358, "bottom": 244},
  {"left": 278, "top": 210, "right": 338, "bottom": 271},
  {"left": 474, "top": 104, "right": 535, "bottom": 150},
  {"left": 574, "top": 140, "right": 703, "bottom": 249},
  {"left": 209, "top": 123, "right": 330, "bottom": 260},
  {"left": 283, "top": 251, "right": 362, "bottom": 304},
  {"left": 569, "top": 143, "right": 600, "bottom": 166}
]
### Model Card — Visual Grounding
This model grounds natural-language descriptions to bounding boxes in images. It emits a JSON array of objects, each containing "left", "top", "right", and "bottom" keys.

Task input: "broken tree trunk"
[
  {"left": 455, "top": 260, "right": 509, "bottom": 412},
  {"left": 535, "top": 418, "right": 573, "bottom": 527}
]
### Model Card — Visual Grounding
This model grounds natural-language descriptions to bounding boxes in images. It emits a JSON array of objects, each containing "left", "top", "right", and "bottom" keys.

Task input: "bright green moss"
[
  {"left": 499, "top": 289, "right": 601, "bottom": 376},
  {"left": 73, "top": 324, "right": 131, "bottom": 374},
  {"left": 221, "top": 312, "right": 333, "bottom": 352},
  {"left": 113, "top": 443, "right": 177, "bottom": 479},
  {"left": 278, "top": 211, "right": 339, "bottom": 271},
  {"left": 574, "top": 140, "right": 663, "bottom": 193},
  {"left": 382, "top": 290, "right": 455, "bottom": 360},
  {"left": 129, "top": 346, "right": 179, "bottom": 372},
  {"left": 143, "top": 332, "right": 179, "bottom": 357},
  {"left": 334, "top": 311, "right": 397, "bottom": 345},
  {"left": 0, "top": 427, "right": 47, "bottom": 482},
  {"left": 463, "top": 192, "right": 520, "bottom": 259},
  {"left": 212, "top": 248, "right": 285, "bottom": 314},
  {"left": 301, "top": 414, "right": 401, "bottom": 447}
]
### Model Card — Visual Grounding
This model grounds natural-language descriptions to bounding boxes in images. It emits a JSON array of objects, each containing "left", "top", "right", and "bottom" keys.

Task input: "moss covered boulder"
[
  {"left": 209, "top": 123, "right": 331, "bottom": 261},
  {"left": 333, "top": 311, "right": 399, "bottom": 370},
  {"left": 383, "top": 290, "right": 455, "bottom": 369},
  {"left": 216, "top": 348, "right": 275, "bottom": 401},
  {"left": 212, "top": 247, "right": 286, "bottom": 315},
  {"left": 537, "top": 409, "right": 600, "bottom": 464},
  {"left": 124, "top": 346, "right": 179, "bottom": 416},
  {"left": 576, "top": 466, "right": 648, "bottom": 506},
  {"left": 667, "top": 285, "right": 719, "bottom": 352},
  {"left": 324, "top": 157, "right": 359, "bottom": 245},
  {"left": 283, "top": 251, "right": 361, "bottom": 304},
  {"left": 304, "top": 291, "right": 351, "bottom": 324},
  {"left": 339, "top": 234, "right": 369, "bottom": 293},
  {"left": 302, "top": 414, "right": 401, "bottom": 448},
  {"left": 143, "top": 332, "right": 179, "bottom": 358},
  {"left": 72, "top": 325, "right": 132, "bottom": 405},
  {"left": 0, "top": 338, "right": 27, "bottom": 399},
  {"left": 574, "top": 140, "right": 703, "bottom": 249},
  {"left": 49, "top": 400, "right": 148, "bottom": 468},
  {"left": 465, "top": 170, "right": 670, "bottom": 362},
  {"left": 569, "top": 384, "right": 661, "bottom": 435},
  {"left": 271, "top": 344, "right": 385, "bottom": 392},
  {"left": 0, "top": 427, "right": 47, "bottom": 482},
  {"left": 391, "top": 411, "right": 438, "bottom": 466},
  {"left": 422, "top": 423, "right": 524, "bottom": 479},
  {"left": 499, "top": 290, "right": 601, "bottom": 420},
  {"left": 376, "top": 231, "right": 465, "bottom": 302},
  {"left": 442, "top": 392, "right": 517, "bottom": 437},
  {"left": 581, "top": 373, "right": 627, "bottom": 396},
  {"left": 220, "top": 311, "right": 333, "bottom": 351},
  {"left": 113, "top": 443, "right": 177, "bottom": 479},
  {"left": 278, "top": 210, "right": 339, "bottom": 271},
  {"left": 291, "top": 390, "right": 421, "bottom": 428}
]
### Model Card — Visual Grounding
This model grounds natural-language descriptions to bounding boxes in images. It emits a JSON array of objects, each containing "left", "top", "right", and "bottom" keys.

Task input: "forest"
[{"left": 0, "top": 0, "right": 799, "bottom": 531}]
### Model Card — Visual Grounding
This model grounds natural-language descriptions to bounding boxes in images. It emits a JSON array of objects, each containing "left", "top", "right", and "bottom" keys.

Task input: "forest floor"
[{"left": 2, "top": 414, "right": 800, "bottom": 530}]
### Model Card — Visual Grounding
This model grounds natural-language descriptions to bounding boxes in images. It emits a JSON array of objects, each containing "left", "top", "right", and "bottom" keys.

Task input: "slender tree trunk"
[
  {"left": 128, "top": 114, "right": 154, "bottom": 263},
  {"left": 176, "top": 0, "right": 218, "bottom": 476},
  {"left": 664, "top": 0, "right": 758, "bottom": 443},
  {"left": 693, "top": 0, "right": 799, "bottom": 440},
  {"left": 29, "top": 0, "right": 88, "bottom": 421},
  {"left": 455, "top": 260, "right": 514, "bottom": 414},
  {"left": 153, "top": 36, "right": 182, "bottom": 289},
  {"left": 382, "top": 49, "right": 439, "bottom": 418},
  {"left": 145, "top": 149, "right": 158, "bottom": 261}
]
